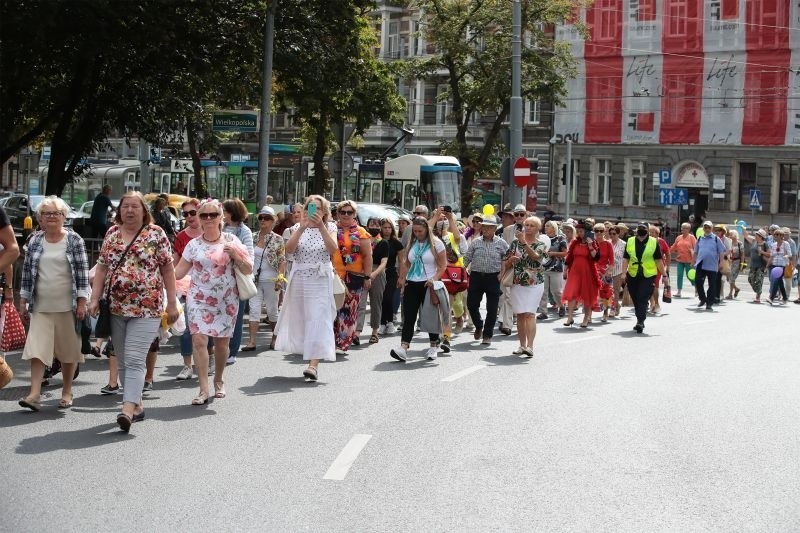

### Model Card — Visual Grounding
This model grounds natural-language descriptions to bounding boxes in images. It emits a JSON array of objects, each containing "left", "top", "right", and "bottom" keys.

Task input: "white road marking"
[
  {"left": 441, "top": 364, "right": 487, "bottom": 382},
  {"left": 323, "top": 434, "right": 372, "bottom": 480},
  {"left": 561, "top": 335, "right": 604, "bottom": 344}
]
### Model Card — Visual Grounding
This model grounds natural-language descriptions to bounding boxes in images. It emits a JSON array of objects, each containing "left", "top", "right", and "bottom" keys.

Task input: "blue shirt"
[{"left": 694, "top": 233, "right": 725, "bottom": 272}]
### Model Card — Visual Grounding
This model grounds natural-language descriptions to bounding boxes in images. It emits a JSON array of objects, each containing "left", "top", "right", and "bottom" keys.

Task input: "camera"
[{"left": 442, "top": 205, "right": 452, "bottom": 213}]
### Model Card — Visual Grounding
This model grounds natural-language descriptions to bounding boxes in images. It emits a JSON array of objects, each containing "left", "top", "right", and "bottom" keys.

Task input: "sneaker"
[
  {"left": 385, "top": 323, "right": 397, "bottom": 335},
  {"left": 675, "top": 291, "right": 681, "bottom": 298},
  {"left": 390, "top": 347, "right": 407, "bottom": 362},
  {"left": 176, "top": 366, "right": 193, "bottom": 381},
  {"left": 142, "top": 381, "right": 153, "bottom": 392},
  {"left": 377, "top": 324, "right": 387, "bottom": 335},
  {"left": 558, "top": 306, "right": 565, "bottom": 318},
  {"left": 335, "top": 349, "right": 348, "bottom": 356},
  {"left": 425, "top": 347, "right": 438, "bottom": 361},
  {"left": 226, "top": 355, "right": 236, "bottom": 365},
  {"left": 439, "top": 342, "right": 451, "bottom": 354},
  {"left": 480, "top": 338, "right": 491, "bottom": 346},
  {"left": 100, "top": 384, "right": 120, "bottom": 395},
  {"left": 633, "top": 322, "right": 644, "bottom": 333},
  {"left": 653, "top": 305, "right": 661, "bottom": 314},
  {"left": 766, "top": 297, "right": 773, "bottom": 306},
  {"left": 454, "top": 318, "right": 463, "bottom": 334},
  {"left": 536, "top": 312, "right": 548, "bottom": 320}
]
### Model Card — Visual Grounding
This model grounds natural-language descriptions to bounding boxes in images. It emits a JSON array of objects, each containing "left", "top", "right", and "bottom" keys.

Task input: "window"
[
  {"left": 525, "top": 100, "right": 541, "bottom": 125},
  {"left": 595, "top": 158, "right": 612, "bottom": 204},
  {"left": 568, "top": 159, "right": 579, "bottom": 204},
  {"left": 778, "top": 162, "right": 799, "bottom": 214},
  {"left": 386, "top": 21, "right": 400, "bottom": 59},
  {"left": 436, "top": 84, "right": 450, "bottom": 125},
  {"left": 629, "top": 160, "right": 646, "bottom": 206},
  {"left": 407, "top": 85, "right": 417, "bottom": 125},
  {"left": 596, "top": 0, "right": 619, "bottom": 41},
  {"left": 665, "top": 0, "right": 688, "bottom": 36},
  {"left": 736, "top": 162, "right": 757, "bottom": 211}
]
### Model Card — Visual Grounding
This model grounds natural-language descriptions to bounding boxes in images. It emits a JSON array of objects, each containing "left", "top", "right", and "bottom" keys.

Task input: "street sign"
[
  {"left": 328, "top": 152, "right": 354, "bottom": 176},
  {"left": 513, "top": 156, "right": 531, "bottom": 187},
  {"left": 212, "top": 110, "right": 259, "bottom": 132},
  {"left": 658, "top": 187, "right": 688, "bottom": 206},
  {"left": 659, "top": 169, "right": 672, "bottom": 185},
  {"left": 748, "top": 188, "right": 762, "bottom": 209}
]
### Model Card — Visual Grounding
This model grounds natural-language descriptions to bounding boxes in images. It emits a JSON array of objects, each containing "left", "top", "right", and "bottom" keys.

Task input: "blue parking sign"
[{"left": 659, "top": 169, "right": 671, "bottom": 185}]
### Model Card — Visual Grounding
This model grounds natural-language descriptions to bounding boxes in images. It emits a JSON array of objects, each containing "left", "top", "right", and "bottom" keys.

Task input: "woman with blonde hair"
[
  {"left": 500, "top": 216, "right": 547, "bottom": 357},
  {"left": 18, "top": 196, "right": 89, "bottom": 411},
  {"left": 175, "top": 199, "right": 252, "bottom": 404},
  {"left": 274, "top": 195, "right": 338, "bottom": 380},
  {"left": 89, "top": 192, "right": 179, "bottom": 431}
]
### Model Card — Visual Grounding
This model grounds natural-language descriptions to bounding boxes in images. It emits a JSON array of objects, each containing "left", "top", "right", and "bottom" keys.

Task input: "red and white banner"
[{"left": 554, "top": 0, "right": 800, "bottom": 146}]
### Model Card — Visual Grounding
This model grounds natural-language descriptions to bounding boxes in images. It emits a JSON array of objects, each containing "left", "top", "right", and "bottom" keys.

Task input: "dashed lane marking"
[
  {"left": 561, "top": 335, "right": 605, "bottom": 344},
  {"left": 323, "top": 434, "right": 372, "bottom": 480},
  {"left": 441, "top": 365, "right": 487, "bottom": 382}
]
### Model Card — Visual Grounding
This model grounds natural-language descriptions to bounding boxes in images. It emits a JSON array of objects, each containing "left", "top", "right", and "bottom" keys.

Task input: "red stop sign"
[{"left": 513, "top": 157, "right": 531, "bottom": 187}]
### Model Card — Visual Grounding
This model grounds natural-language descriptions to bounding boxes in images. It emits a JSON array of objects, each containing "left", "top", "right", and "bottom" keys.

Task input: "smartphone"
[
  {"left": 585, "top": 230, "right": 595, "bottom": 241},
  {"left": 307, "top": 203, "right": 317, "bottom": 216},
  {"left": 442, "top": 205, "right": 452, "bottom": 213}
]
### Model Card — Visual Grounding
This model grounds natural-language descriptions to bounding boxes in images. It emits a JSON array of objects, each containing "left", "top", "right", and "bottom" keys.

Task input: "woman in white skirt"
[
  {"left": 500, "top": 216, "right": 548, "bottom": 358},
  {"left": 274, "top": 195, "right": 338, "bottom": 381},
  {"left": 18, "top": 196, "right": 89, "bottom": 411}
]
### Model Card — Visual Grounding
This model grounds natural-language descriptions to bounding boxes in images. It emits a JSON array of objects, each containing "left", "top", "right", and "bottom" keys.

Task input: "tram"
[{"left": 354, "top": 154, "right": 462, "bottom": 213}]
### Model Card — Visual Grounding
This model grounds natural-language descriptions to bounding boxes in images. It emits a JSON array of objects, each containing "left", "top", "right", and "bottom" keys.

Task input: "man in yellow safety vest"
[{"left": 621, "top": 222, "right": 666, "bottom": 333}]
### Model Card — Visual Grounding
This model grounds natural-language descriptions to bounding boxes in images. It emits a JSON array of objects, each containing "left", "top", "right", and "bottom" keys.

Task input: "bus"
[{"left": 355, "top": 154, "right": 461, "bottom": 213}]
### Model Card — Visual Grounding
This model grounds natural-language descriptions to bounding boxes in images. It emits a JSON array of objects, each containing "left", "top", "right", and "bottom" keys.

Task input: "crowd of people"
[{"left": 2, "top": 195, "right": 798, "bottom": 432}]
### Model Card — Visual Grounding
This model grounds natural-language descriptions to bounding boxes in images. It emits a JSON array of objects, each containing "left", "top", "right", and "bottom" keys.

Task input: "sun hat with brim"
[
  {"left": 480, "top": 215, "right": 500, "bottom": 226},
  {"left": 756, "top": 229, "right": 767, "bottom": 239}
]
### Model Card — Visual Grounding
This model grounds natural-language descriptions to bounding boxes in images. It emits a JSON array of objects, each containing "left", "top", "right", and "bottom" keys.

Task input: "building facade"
[{"left": 554, "top": 0, "right": 800, "bottom": 230}]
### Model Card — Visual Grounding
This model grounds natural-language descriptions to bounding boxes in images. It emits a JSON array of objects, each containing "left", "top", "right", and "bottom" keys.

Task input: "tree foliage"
[
  {"left": 273, "top": 0, "right": 406, "bottom": 195},
  {"left": 400, "top": 0, "right": 579, "bottom": 213},
  {"left": 0, "top": 0, "right": 267, "bottom": 195}
]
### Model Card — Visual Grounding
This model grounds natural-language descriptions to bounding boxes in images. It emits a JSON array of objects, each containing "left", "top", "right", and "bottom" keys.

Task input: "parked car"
[
  {"left": 353, "top": 202, "right": 413, "bottom": 231},
  {"left": 3, "top": 194, "right": 82, "bottom": 238},
  {"left": 74, "top": 199, "right": 120, "bottom": 237}
]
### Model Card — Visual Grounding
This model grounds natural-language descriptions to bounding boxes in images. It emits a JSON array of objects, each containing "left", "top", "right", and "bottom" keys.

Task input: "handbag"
[
  {"left": 443, "top": 265, "right": 469, "bottom": 294},
  {"left": 720, "top": 257, "right": 731, "bottom": 275},
  {"left": 234, "top": 266, "right": 258, "bottom": 300},
  {"left": 96, "top": 224, "right": 146, "bottom": 339},
  {"left": 501, "top": 268, "right": 515, "bottom": 288},
  {"left": 662, "top": 283, "right": 672, "bottom": 303},
  {"left": 345, "top": 271, "right": 367, "bottom": 291},
  {"left": 784, "top": 263, "right": 794, "bottom": 279},
  {"left": 332, "top": 270, "right": 346, "bottom": 309},
  {"left": 0, "top": 355, "right": 13, "bottom": 389},
  {"left": 1, "top": 300, "right": 27, "bottom": 352}
]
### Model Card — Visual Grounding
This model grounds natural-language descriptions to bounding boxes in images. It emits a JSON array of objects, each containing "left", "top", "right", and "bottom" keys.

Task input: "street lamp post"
[
  {"left": 565, "top": 138, "right": 572, "bottom": 220},
  {"left": 257, "top": 0, "right": 278, "bottom": 210},
  {"left": 510, "top": 0, "right": 523, "bottom": 206}
]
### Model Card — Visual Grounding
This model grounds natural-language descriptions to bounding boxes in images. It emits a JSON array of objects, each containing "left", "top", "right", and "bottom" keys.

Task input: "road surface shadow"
[
  {"left": 240, "top": 375, "right": 327, "bottom": 396},
  {"left": 372, "top": 359, "right": 439, "bottom": 371},
  {"left": 481, "top": 355, "right": 530, "bottom": 366}
]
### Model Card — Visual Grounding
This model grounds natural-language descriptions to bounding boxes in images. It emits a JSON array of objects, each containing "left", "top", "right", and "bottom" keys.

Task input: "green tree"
[
  {"left": 401, "top": 0, "right": 579, "bottom": 214},
  {"left": 0, "top": 0, "right": 267, "bottom": 196},
  {"left": 273, "top": 0, "right": 405, "bottom": 195}
]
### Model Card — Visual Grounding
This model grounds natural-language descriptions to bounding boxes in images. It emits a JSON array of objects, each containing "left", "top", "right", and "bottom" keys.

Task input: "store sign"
[{"left": 675, "top": 162, "right": 710, "bottom": 188}]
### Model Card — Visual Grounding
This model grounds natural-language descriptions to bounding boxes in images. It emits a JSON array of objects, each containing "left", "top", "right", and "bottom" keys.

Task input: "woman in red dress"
[
  {"left": 562, "top": 221, "right": 600, "bottom": 327},
  {"left": 593, "top": 223, "right": 615, "bottom": 322}
]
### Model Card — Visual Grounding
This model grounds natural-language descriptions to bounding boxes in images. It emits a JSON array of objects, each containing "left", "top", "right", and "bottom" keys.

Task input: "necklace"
[{"left": 203, "top": 233, "right": 222, "bottom": 244}]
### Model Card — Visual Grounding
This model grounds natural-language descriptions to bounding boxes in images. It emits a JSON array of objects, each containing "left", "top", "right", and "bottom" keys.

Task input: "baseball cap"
[{"left": 703, "top": 221, "right": 713, "bottom": 228}]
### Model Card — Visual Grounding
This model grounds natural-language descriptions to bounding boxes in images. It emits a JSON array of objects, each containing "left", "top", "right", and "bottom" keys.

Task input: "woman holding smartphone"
[{"left": 273, "top": 195, "right": 338, "bottom": 380}]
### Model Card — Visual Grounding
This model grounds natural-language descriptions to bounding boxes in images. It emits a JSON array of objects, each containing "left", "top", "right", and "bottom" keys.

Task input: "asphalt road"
[{"left": 1, "top": 281, "right": 799, "bottom": 532}]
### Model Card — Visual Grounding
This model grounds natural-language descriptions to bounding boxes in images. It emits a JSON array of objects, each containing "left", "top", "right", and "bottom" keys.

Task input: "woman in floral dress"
[
  {"left": 500, "top": 216, "right": 548, "bottom": 357},
  {"left": 174, "top": 199, "right": 253, "bottom": 405}
]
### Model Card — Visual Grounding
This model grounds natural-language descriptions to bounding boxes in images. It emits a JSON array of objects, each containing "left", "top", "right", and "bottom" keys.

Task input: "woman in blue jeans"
[
  {"left": 172, "top": 198, "right": 202, "bottom": 379},
  {"left": 222, "top": 198, "right": 254, "bottom": 364},
  {"left": 766, "top": 229, "right": 790, "bottom": 304}
]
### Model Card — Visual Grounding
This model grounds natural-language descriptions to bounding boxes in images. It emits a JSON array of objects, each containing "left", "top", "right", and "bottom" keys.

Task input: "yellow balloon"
[{"left": 482, "top": 204, "right": 494, "bottom": 216}]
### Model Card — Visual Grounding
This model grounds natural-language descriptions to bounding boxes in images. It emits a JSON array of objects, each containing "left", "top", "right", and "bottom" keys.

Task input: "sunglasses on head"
[
  {"left": 338, "top": 209, "right": 355, "bottom": 216},
  {"left": 258, "top": 214, "right": 274, "bottom": 221},
  {"left": 182, "top": 209, "right": 197, "bottom": 217},
  {"left": 199, "top": 212, "right": 220, "bottom": 220}
]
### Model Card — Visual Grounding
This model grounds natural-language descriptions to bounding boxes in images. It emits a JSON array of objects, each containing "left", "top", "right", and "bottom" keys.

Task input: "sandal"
[
  {"left": 19, "top": 396, "right": 41, "bottom": 412},
  {"left": 91, "top": 346, "right": 102, "bottom": 358},
  {"left": 351, "top": 335, "right": 361, "bottom": 346},
  {"left": 192, "top": 391, "right": 209, "bottom": 405},
  {"left": 58, "top": 394, "right": 74, "bottom": 409},
  {"left": 302, "top": 366, "right": 318, "bottom": 381},
  {"left": 369, "top": 334, "right": 379, "bottom": 344},
  {"left": 213, "top": 381, "right": 226, "bottom": 399},
  {"left": 241, "top": 345, "right": 257, "bottom": 352}
]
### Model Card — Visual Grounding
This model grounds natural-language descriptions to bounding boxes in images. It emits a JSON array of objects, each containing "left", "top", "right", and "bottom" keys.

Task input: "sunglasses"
[
  {"left": 258, "top": 215, "right": 274, "bottom": 221},
  {"left": 608, "top": 230, "right": 617, "bottom": 234},
  {"left": 199, "top": 212, "right": 220, "bottom": 220},
  {"left": 595, "top": 229, "right": 605, "bottom": 233},
  {"left": 514, "top": 213, "right": 527, "bottom": 217},
  {"left": 413, "top": 211, "right": 425, "bottom": 216},
  {"left": 182, "top": 210, "right": 197, "bottom": 217},
  {"left": 338, "top": 209, "right": 355, "bottom": 216}
]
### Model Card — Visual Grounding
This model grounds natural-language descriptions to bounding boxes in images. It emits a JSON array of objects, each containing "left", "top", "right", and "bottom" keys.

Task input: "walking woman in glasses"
[{"left": 174, "top": 199, "right": 253, "bottom": 405}]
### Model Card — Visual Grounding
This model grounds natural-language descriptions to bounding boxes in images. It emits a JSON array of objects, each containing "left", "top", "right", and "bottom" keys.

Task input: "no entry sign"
[{"left": 513, "top": 157, "right": 531, "bottom": 187}]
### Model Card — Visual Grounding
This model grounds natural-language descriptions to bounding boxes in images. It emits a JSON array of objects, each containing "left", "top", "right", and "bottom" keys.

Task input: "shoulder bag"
[
  {"left": 95, "top": 224, "right": 145, "bottom": 338},
  {"left": 234, "top": 265, "right": 258, "bottom": 300}
]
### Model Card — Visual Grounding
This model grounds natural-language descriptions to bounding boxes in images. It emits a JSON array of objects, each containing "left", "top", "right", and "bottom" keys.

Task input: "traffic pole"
[
  {"left": 510, "top": 0, "right": 523, "bottom": 206},
  {"left": 257, "top": 0, "right": 278, "bottom": 210}
]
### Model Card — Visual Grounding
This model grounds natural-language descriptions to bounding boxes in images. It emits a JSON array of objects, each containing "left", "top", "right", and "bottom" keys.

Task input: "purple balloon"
[{"left": 770, "top": 267, "right": 783, "bottom": 280}]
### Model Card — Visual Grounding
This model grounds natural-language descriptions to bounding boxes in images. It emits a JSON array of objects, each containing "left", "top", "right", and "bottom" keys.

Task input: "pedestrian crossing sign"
[{"left": 748, "top": 188, "right": 761, "bottom": 210}]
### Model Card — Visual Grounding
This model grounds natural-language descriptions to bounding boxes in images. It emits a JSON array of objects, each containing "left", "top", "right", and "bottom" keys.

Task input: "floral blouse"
[
  {"left": 98, "top": 224, "right": 173, "bottom": 318},
  {"left": 503, "top": 238, "right": 548, "bottom": 287},
  {"left": 252, "top": 230, "right": 286, "bottom": 272}
]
